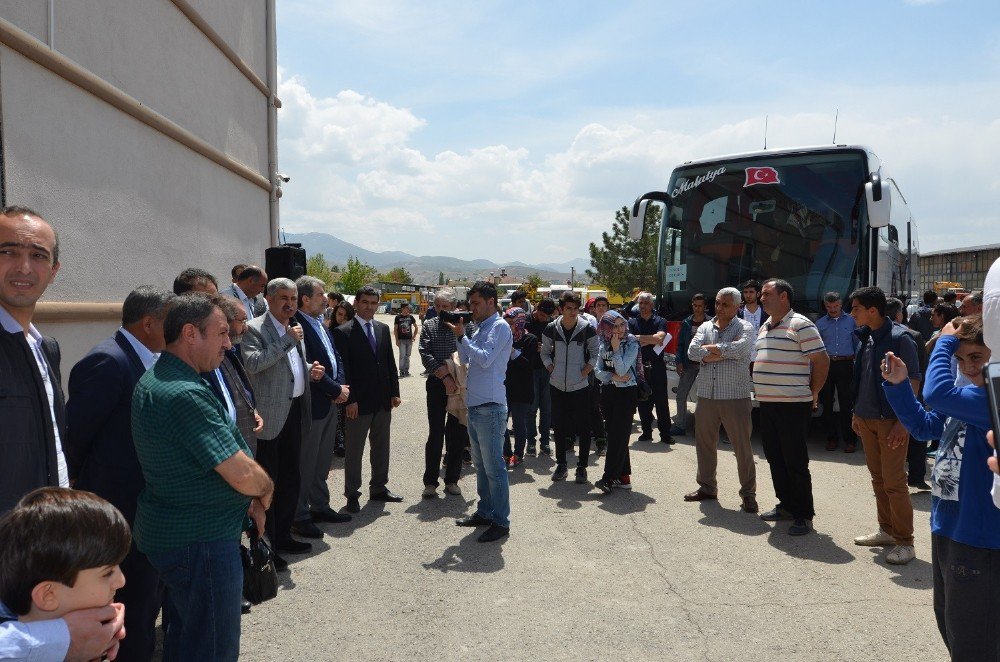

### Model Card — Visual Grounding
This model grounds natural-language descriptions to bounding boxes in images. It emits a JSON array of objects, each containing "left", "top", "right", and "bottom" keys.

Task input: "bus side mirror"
[
  {"left": 629, "top": 200, "right": 648, "bottom": 241},
  {"left": 865, "top": 173, "right": 891, "bottom": 228}
]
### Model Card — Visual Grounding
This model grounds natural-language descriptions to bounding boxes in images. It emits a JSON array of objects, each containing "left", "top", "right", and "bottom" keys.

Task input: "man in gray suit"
[
  {"left": 241, "top": 278, "right": 324, "bottom": 565},
  {"left": 222, "top": 265, "right": 268, "bottom": 321}
]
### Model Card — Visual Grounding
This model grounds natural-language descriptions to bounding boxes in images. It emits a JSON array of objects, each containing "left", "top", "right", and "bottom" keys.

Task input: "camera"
[{"left": 439, "top": 310, "right": 474, "bottom": 324}]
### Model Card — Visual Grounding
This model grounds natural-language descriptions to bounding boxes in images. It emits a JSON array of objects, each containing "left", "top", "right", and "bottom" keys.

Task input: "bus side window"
[{"left": 887, "top": 225, "right": 899, "bottom": 245}]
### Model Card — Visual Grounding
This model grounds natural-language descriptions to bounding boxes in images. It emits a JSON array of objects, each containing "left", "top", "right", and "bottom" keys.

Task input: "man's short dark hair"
[
  {"left": 121, "top": 286, "right": 175, "bottom": 326},
  {"left": 823, "top": 291, "right": 842, "bottom": 304},
  {"left": 400, "top": 302, "right": 411, "bottom": 310},
  {"left": 0, "top": 487, "right": 131, "bottom": 615},
  {"left": 355, "top": 285, "right": 380, "bottom": 300},
  {"left": 235, "top": 266, "right": 264, "bottom": 283},
  {"left": 691, "top": 293, "right": 706, "bottom": 304},
  {"left": 537, "top": 298, "right": 556, "bottom": 314},
  {"left": 510, "top": 289, "right": 527, "bottom": 303},
  {"left": 765, "top": 278, "right": 794, "bottom": 302},
  {"left": 558, "top": 290, "right": 582, "bottom": 308},
  {"left": 163, "top": 293, "right": 220, "bottom": 345},
  {"left": 231, "top": 264, "right": 248, "bottom": 280},
  {"left": 934, "top": 303, "right": 961, "bottom": 324},
  {"left": 1, "top": 205, "right": 59, "bottom": 264},
  {"left": 923, "top": 290, "right": 939, "bottom": 306},
  {"left": 740, "top": 279, "right": 762, "bottom": 294},
  {"left": 172, "top": 268, "right": 218, "bottom": 295},
  {"left": 593, "top": 296, "right": 609, "bottom": 305},
  {"left": 943, "top": 291, "right": 958, "bottom": 304},
  {"left": 849, "top": 286, "right": 887, "bottom": 316},
  {"left": 469, "top": 280, "right": 498, "bottom": 304},
  {"left": 886, "top": 297, "right": 904, "bottom": 322}
]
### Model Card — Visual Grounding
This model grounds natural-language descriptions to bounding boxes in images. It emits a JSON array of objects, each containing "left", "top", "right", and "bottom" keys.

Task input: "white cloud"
[{"left": 277, "top": 73, "right": 1000, "bottom": 264}]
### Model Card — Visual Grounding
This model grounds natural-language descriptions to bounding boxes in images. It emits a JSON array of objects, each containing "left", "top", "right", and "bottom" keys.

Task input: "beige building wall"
[{"left": 0, "top": 1, "right": 279, "bottom": 380}]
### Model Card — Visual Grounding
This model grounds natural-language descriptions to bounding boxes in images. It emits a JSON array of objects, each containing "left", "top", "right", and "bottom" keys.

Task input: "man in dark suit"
[
  {"left": 221, "top": 265, "right": 268, "bottom": 321},
  {"left": 0, "top": 206, "right": 67, "bottom": 514},
  {"left": 65, "top": 285, "right": 174, "bottom": 660},
  {"left": 242, "top": 278, "right": 324, "bottom": 565},
  {"left": 293, "top": 277, "right": 352, "bottom": 535},
  {"left": 333, "top": 286, "right": 402, "bottom": 513}
]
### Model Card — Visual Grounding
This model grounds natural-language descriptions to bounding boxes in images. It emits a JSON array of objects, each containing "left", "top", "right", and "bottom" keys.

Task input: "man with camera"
[
  {"left": 450, "top": 281, "right": 513, "bottom": 543},
  {"left": 419, "top": 288, "right": 472, "bottom": 498}
]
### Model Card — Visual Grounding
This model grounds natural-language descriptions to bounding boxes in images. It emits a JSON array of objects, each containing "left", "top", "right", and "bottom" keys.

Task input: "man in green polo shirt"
[{"left": 132, "top": 293, "right": 273, "bottom": 662}]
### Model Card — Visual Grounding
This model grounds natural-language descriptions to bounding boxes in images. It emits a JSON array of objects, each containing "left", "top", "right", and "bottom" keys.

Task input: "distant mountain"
[{"left": 284, "top": 232, "right": 583, "bottom": 284}]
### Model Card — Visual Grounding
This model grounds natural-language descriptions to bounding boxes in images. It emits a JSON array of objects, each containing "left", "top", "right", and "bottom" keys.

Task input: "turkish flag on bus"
[{"left": 744, "top": 167, "right": 780, "bottom": 187}]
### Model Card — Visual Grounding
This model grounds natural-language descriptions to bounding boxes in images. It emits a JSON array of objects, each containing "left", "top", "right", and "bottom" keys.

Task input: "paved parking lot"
[{"left": 240, "top": 318, "right": 946, "bottom": 661}]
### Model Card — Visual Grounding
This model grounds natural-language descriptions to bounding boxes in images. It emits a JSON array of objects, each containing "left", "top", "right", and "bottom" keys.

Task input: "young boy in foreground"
[{"left": 0, "top": 488, "right": 129, "bottom": 624}]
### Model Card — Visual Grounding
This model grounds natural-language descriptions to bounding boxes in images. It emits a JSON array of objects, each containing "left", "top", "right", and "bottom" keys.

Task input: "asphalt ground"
[{"left": 238, "top": 315, "right": 948, "bottom": 662}]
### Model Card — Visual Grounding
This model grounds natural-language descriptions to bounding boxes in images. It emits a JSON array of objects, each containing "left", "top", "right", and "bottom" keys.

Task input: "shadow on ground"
[{"left": 422, "top": 528, "right": 506, "bottom": 573}]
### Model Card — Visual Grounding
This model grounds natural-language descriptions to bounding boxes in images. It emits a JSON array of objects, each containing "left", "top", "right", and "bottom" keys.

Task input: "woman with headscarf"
[
  {"left": 593, "top": 310, "right": 640, "bottom": 494},
  {"left": 502, "top": 307, "right": 539, "bottom": 468}
]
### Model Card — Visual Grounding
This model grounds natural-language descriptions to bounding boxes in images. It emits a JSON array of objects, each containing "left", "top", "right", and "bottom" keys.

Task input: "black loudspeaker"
[{"left": 265, "top": 244, "right": 307, "bottom": 281}]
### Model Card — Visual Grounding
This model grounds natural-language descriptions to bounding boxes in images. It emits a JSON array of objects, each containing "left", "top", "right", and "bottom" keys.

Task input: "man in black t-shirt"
[
  {"left": 525, "top": 298, "right": 556, "bottom": 456},
  {"left": 394, "top": 303, "right": 418, "bottom": 377}
]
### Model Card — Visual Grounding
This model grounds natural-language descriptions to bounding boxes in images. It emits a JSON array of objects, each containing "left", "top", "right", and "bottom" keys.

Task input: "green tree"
[
  {"left": 587, "top": 204, "right": 661, "bottom": 298},
  {"left": 306, "top": 253, "right": 334, "bottom": 286},
  {"left": 340, "top": 256, "right": 379, "bottom": 295},
  {"left": 438, "top": 271, "right": 445, "bottom": 285},
  {"left": 380, "top": 266, "right": 413, "bottom": 284}
]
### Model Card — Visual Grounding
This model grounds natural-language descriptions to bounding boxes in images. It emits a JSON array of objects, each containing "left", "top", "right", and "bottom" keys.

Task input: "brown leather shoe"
[
  {"left": 683, "top": 490, "right": 718, "bottom": 502},
  {"left": 844, "top": 441, "right": 857, "bottom": 453},
  {"left": 825, "top": 439, "right": 838, "bottom": 451},
  {"left": 741, "top": 496, "right": 759, "bottom": 513}
]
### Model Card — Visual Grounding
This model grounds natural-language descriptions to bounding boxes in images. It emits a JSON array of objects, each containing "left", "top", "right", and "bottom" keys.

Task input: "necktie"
[{"left": 365, "top": 321, "right": 377, "bottom": 354}]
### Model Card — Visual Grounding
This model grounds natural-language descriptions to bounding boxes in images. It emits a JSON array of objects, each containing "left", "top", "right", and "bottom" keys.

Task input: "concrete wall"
[{"left": 0, "top": 1, "right": 275, "bottom": 382}]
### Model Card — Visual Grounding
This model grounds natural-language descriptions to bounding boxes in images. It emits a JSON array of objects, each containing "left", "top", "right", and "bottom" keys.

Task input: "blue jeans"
[
  {"left": 147, "top": 540, "right": 243, "bottom": 662},
  {"left": 527, "top": 368, "right": 552, "bottom": 447},
  {"left": 504, "top": 401, "right": 532, "bottom": 458},
  {"left": 467, "top": 402, "right": 511, "bottom": 528}
]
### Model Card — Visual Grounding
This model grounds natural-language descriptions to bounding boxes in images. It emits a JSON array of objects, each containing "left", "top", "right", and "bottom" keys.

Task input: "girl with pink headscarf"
[{"left": 593, "top": 310, "right": 640, "bottom": 493}]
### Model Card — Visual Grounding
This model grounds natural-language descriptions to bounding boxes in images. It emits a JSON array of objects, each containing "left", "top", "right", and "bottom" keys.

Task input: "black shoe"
[
  {"left": 272, "top": 554, "right": 289, "bottom": 572},
  {"left": 661, "top": 435, "right": 675, "bottom": 445},
  {"left": 462, "top": 449, "right": 473, "bottom": 466},
  {"left": 344, "top": 498, "right": 361, "bottom": 514},
  {"left": 788, "top": 519, "right": 812, "bottom": 536},
  {"left": 552, "top": 465, "right": 568, "bottom": 481},
  {"left": 311, "top": 508, "right": 352, "bottom": 524},
  {"left": 477, "top": 524, "right": 510, "bottom": 543},
  {"left": 539, "top": 445, "right": 552, "bottom": 456},
  {"left": 908, "top": 479, "right": 932, "bottom": 490},
  {"left": 594, "top": 478, "right": 612, "bottom": 494},
  {"left": 526, "top": 445, "right": 537, "bottom": 457},
  {"left": 275, "top": 539, "right": 312, "bottom": 554},
  {"left": 241, "top": 598, "right": 252, "bottom": 614},
  {"left": 638, "top": 432, "right": 653, "bottom": 442},
  {"left": 455, "top": 513, "right": 493, "bottom": 527},
  {"left": 290, "top": 520, "right": 323, "bottom": 539},
  {"left": 759, "top": 506, "right": 794, "bottom": 522},
  {"left": 370, "top": 490, "right": 404, "bottom": 503},
  {"left": 575, "top": 467, "right": 587, "bottom": 484}
]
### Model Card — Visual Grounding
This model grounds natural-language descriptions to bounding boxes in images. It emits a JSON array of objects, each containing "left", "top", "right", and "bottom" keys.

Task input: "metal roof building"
[{"left": 919, "top": 242, "right": 1000, "bottom": 293}]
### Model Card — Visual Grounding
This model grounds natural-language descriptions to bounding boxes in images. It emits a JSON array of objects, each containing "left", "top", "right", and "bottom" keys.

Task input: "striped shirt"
[{"left": 753, "top": 309, "right": 826, "bottom": 402}]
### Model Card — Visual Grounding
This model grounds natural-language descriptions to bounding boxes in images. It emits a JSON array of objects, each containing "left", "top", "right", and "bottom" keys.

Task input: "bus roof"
[{"left": 676, "top": 144, "right": 876, "bottom": 169}]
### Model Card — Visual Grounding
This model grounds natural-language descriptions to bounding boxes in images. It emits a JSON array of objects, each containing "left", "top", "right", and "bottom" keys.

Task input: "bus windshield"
[{"left": 659, "top": 150, "right": 868, "bottom": 316}]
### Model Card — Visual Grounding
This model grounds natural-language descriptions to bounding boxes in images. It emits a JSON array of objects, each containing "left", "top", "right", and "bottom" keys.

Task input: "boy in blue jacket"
[{"left": 881, "top": 315, "right": 996, "bottom": 660}]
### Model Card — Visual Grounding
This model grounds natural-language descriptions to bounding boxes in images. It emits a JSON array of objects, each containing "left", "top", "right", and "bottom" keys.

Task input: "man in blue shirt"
[
  {"left": 815, "top": 292, "right": 859, "bottom": 452},
  {"left": 449, "top": 281, "right": 513, "bottom": 543}
]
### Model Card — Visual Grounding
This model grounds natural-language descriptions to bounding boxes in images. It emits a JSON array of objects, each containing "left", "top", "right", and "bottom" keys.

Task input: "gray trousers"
[
  {"left": 398, "top": 340, "right": 413, "bottom": 375},
  {"left": 343, "top": 408, "right": 392, "bottom": 500},
  {"left": 674, "top": 364, "right": 699, "bottom": 429},
  {"left": 296, "top": 405, "right": 338, "bottom": 521}
]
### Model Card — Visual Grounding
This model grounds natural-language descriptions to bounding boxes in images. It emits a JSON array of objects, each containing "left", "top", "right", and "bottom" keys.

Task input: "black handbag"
[
  {"left": 637, "top": 380, "right": 653, "bottom": 402},
  {"left": 240, "top": 522, "right": 278, "bottom": 604}
]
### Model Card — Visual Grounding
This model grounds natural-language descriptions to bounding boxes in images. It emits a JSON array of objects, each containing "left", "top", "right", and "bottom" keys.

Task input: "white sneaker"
[
  {"left": 421, "top": 485, "right": 437, "bottom": 499},
  {"left": 886, "top": 545, "right": 916, "bottom": 565},
  {"left": 444, "top": 483, "right": 462, "bottom": 496},
  {"left": 853, "top": 528, "right": 894, "bottom": 546}
]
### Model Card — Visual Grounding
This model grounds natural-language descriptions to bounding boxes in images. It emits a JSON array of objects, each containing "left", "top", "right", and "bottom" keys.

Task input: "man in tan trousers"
[{"left": 682, "top": 287, "right": 758, "bottom": 513}]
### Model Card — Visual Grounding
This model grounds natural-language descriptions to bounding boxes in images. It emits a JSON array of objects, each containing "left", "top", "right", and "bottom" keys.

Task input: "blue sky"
[{"left": 275, "top": 0, "right": 1000, "bottom": 264}]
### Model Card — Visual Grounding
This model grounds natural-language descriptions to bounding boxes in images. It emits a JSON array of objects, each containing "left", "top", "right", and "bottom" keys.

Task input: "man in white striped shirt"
[{"left": 753, "top": 279, "right": 829, "bottom": 536}]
